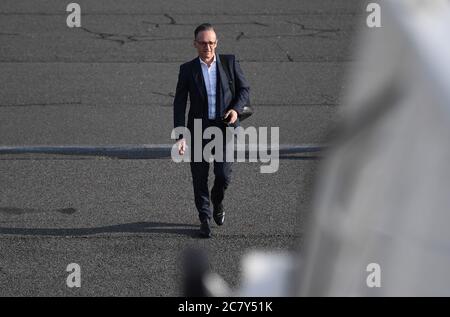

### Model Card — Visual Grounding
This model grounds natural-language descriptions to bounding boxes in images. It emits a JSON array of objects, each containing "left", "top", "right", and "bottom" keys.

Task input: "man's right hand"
[{"left": 177, "top": 138, "right": 187, "bottom": 155}]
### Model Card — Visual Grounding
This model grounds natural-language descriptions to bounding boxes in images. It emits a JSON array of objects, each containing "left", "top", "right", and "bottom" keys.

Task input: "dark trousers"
[{"left": 190, "top": 120, "right": 234, "bottom": 222}]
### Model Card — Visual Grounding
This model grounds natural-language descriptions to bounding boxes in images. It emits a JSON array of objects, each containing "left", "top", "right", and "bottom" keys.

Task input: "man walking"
[{"left": 173, "top": 23, "right": 250, "bottom": 238}]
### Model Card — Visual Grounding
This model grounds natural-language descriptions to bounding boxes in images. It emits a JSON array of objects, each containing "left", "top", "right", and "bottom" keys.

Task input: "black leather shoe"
[
  {"left": 199, "top": 219, "right": 212, "bottom": 238},
  {"left": 213, "top": 203, "right": 225, "bottom": 226}
]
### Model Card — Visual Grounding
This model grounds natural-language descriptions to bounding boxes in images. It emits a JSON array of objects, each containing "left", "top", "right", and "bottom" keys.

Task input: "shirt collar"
[{"left": 199, "top": 54, "right": 216, "bottom": 67}]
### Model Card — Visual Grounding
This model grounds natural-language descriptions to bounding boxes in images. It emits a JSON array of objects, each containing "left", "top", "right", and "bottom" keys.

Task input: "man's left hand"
[{"left": 224, "top": 109, "right": 238, "bottom": 124}]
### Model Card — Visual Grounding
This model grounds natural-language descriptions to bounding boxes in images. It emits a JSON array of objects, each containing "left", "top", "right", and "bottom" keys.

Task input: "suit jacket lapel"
[
  {"left": 216, "top": 55, "right": 229, "bottom": 96},
  {"left": 192, "top": 58, "right": 207, "bottom": 102},
  {"left": 216, "top": 54, "right": 233, "bottom": 111}
]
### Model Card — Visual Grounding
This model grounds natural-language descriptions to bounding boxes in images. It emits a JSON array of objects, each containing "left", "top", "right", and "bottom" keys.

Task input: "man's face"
[{"left": 194, "top": 30, "right": 217, "bottom": 61}]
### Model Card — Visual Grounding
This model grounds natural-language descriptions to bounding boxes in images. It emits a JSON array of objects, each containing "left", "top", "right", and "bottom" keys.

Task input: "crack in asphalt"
[
  {"left": 150, "top": 91, "right": 175, "bottom": 98},
  {"left": 0, "top": 12, "right": 361, "bottom": 17},
  {"left": 285, "top": 20, "right": 341, "bottom": 37},
  {"left": 163, "top": 13, "right": 176, "bottom": 25},
  {"left": 80, "top": 27, "right": 191, "bottom": 44},
  {"left": 77, "top": 17, "right": 340, "bottom": 47},
  {"left": 234, "top": 21, "right": 341, "bottom": 42},
  {"left": 0, "top": 32, "right": 20, "bottom": 36},
  {"left": 142, "top": 20, "right": 269, "bottom": 28},
  {"left": 273, "top": 41, "right": 294, "bottom": 62},
  {"left": 236, "top": 30, "right": 340, "bottom": 41},
  {"left": 78, "top": 29, "right": 339, "bottom": 46},
  {"left": 0, "top": 102, "right": 82, "bottom": 108},
  {"left": 80, "top": 27, "right": 141, "bottom": 45},
  {"left": 320, "top": 93, "right": 338, "bottom": 104}
]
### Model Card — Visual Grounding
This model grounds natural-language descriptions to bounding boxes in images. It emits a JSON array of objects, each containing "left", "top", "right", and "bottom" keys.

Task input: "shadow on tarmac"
[{"left": 0, "top": 221, "right": 199, "bottom": 238}]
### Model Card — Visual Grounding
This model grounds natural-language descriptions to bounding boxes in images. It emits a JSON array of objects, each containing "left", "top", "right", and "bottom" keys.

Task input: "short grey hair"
[{"left": 194, "top": 23, "right": 215, "bottom": 39}]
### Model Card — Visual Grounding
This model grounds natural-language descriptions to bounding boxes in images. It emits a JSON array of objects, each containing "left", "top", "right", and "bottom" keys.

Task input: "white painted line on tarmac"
[{"left": 0, "top": 144, "right": 324, "bottom": 159}]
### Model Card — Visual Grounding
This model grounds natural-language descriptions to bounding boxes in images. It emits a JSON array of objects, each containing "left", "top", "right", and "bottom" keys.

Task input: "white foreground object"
[
  {"left": 238, "top": 251, "right": 295, "bottom": 297},
  {"left": 298, "top": 0, "right": 450, "bottom": 296}
]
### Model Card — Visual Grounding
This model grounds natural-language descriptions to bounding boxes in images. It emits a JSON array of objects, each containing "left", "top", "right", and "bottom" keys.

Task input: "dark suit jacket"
[{"left": 173, "top": 54, "right": 250, "bottom": 134}]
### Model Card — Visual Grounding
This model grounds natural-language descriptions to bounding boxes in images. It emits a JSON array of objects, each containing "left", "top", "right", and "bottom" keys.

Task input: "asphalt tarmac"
[{"left": 0, "top": 0, "right": 366, "bottom": 296}]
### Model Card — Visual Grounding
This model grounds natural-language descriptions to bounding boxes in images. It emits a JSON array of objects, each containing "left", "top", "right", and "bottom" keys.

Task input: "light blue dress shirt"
[{"left": 199, "top": 55, "right": 217, "bottom": 120}]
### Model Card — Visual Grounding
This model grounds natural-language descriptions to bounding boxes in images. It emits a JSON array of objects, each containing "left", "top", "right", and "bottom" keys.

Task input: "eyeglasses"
[{"left": 195, "top": 40, "right": 217, "bottom": 47}]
